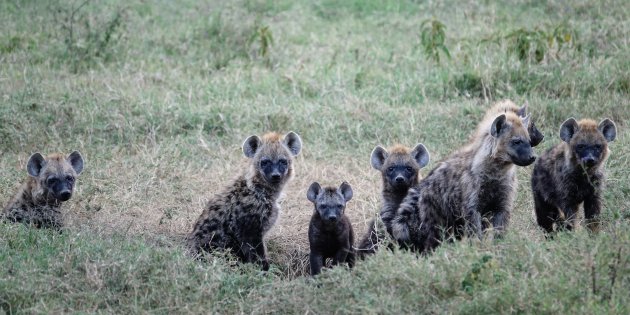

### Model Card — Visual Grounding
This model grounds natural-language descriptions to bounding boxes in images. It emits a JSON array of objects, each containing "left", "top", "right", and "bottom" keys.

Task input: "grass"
[{"left": 1, "top": 0, "right": 629, "bottom": 313}]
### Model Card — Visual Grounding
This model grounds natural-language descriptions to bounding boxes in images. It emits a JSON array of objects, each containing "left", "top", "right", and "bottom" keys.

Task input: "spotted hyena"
[
  {"left": 3, "top": 151, "right": 84, "bottom": 230},
  {"left": 357, "top": 144, "right": 429, "bottom": 256},
  {"left": 532, "top": 118, "right": 616, "bottom": 233},
  {"left": 307, "top": 181, "right": 355, "bottom": 276},
  {"left": 188, "top": 131, "right": 302, "bottom": 270}
]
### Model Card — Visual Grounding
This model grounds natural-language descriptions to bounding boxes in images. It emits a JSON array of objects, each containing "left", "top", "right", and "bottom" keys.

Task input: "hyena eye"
[
  {"left": 511, "top": 139, "right": 523, "bottom": 145},
  {"left": 406, "top": 167, "right": 413, "bottom": 172},
  {"left": 387, "top": 167, "right": 395, "bottom": 172},
  {"left": 278, "top": 159, "right": 288, "bottom": 166},
  {"left": 260, "top": 159, "right": 271, "bottom": 167},
  {"left": 66, "top": 176, "right": 75, "bottom": 183},
  {"left": 577, "top": 144, "right": 586, "bottom": 150},
  {"left": 47, "top": 178, "right": 58, "bottom": 185}
]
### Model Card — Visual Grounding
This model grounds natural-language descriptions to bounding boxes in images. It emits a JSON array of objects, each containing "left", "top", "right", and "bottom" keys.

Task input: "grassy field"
[{"left": 1, "top": 0, "right": 629, "bottom": 313}]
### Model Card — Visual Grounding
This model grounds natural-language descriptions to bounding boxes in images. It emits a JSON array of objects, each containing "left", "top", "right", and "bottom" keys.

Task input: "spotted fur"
[
  {"left": 357, "top": 144, "right": 429, "bottom": 256},
  {"left": 531, "top": 118, "right": 616, "bottom": 233},
  {"left": 391, "top": 112, "right": 537, "bottom": 253},
  {"left": 2, "top": 151, "right": 84, "bottom": 230},
  {"left": 187, "top": 131, "right": 302, "bottom": 270}
]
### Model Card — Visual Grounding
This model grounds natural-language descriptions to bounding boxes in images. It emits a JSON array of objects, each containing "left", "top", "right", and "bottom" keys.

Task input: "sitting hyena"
[
  {"left": 307, "top": 181, "right": 355, "bottom": 276},
  {"left": 188, "top": 131, "right": 302, "bottom": 270},
  {"left": 531, "top": 118, "right": 616, "bottom": 233},
  {"left": 2, "top": 151, "right": 84, "bottom": 230},
  {"left": 391, "top": 112, "right": 537, "bottom": 253},
  {"left": 356, "top": 144, "right": 429, "bottom": 256}
]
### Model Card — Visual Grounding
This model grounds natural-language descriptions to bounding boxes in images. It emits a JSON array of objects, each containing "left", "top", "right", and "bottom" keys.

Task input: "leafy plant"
[
  {"left": 502, "top": 23, "right": 579, "bottom": 64},
  {"left": 251, "top": 25, "right": 274, "bottom": 66},
  {"left": 420, "top": 19, "right": 450, "bottom": 64},
  {"left": 53, "top": 0, "right": 125, "bottom": 72}
]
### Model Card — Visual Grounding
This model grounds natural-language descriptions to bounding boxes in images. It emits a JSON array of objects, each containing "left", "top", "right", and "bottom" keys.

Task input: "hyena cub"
[
  {"left": 357, "top": 144, "right": 429, "bottom": 256},
  {"left": 532, "top": 118, "right": 616, "bottom": 233},
  {"left": 475, "top": 100, "right": 544, "bottom": 147},
  {"left": 307, "top": 181, "right": 355, "bottom": 276},
  {"left": 2, "top": 151, "right": 84, "bottom": 230},
  {"left": 392, "top": 112, "right": 537, "bottom": 253},
  {"left": 188, "top": 132, "right": 302, "bottom": 270}
]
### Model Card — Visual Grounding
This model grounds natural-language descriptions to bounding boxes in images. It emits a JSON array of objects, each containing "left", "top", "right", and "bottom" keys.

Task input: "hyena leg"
[
  {"left": 558, "top": 206, "right": 578, "bottom": 231},
  {"left": 490, "top": 209, "right": 511, "bottom": 238},
  {"left": 534, "top": 192, "right": 558, "bottom": 233},
  {"left": 310, "top": 252, "right": 324, "bottom": 276},
  {"left": 239, "top": 236, "right": 269, "bottom": 271},
  {"left": 332, "top": 247, "right": 349, "bottom": 266},
  {"left": 465, "top": 210, "right": 483, "bottom": 240},
  {"left": 583, "top": 195, "right": 602, "bottom": 233}
]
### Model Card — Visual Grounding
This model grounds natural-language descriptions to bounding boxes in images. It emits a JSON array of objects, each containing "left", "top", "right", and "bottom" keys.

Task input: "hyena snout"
[
  {"left": 48, "top": 177, "right": 75, "bottom": 201},
  {"left": 509, "top": 139, "right": 536, "bottom": 166}
]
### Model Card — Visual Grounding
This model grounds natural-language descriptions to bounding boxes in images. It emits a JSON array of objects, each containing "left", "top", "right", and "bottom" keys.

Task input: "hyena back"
[
  {"left": 531, "top": 118, "right": 616, "bottom": 233},
  {"left": 188, "top": 131, "right": 302, "bottom": 270},
  {"left": 307, "top": 181, "right": 355, "bottom": 276},
  {"left": 392, "top": 112, "right": 536, "bottom": 253},
  {"left": 2, "top": 151, "right": 84, "bottom": 230},
  {"left": 357, "top": 143, "right": 429, "bottom": 256}
]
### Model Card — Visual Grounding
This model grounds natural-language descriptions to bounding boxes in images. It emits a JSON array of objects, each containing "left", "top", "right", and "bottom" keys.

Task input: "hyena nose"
[
  {"left": 395, "top": 176, "right": 405, "bottom": 183},
  {"left": 59, "top": 191, "right": 72, "bottom": 201},
  {"left": 584, "top": 157, "right": 597, "bottom": 167},
  {"left": 271, "top": 174, "right": 282, "bottom": 181},
  {"left": 327, "top": 215, "right": 337, "bottom": 222}
]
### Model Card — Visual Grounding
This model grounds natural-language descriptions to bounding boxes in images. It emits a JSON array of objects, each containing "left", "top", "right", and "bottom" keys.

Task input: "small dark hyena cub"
[
  {"left": 532, "top": 118, "right": 616, "bottom": 233},
  {"left": 3, "top": 151, "right": 84, "bottom": 230},
  {"left": 307, "top": 181, "right": 355, "bottom": 276},
  {"left": 188, "top": 132, "right": 302, "bottom": 270},
  {"left": 357, "top": 144, "right": 429, "bottom": 256}
]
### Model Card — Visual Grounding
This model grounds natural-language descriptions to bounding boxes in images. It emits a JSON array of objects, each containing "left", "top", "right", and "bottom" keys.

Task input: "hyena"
[
  {"left": 188, "top": 131, "right": 302, "bottom": 270},
  {"left": 531, "top": 118, "right": 616, "bottom": 233},
  {"left": 391, "top": 112, "right": 537, "bottom": 253},
  {"left": 2, "top": 151, "right": 84, "bottom": 230},
  {"left": 356, "top": 144, "right": 429, "bottom": 256},
  {"left": 307, "top": 181, "right": 355, "bottom": 276}
]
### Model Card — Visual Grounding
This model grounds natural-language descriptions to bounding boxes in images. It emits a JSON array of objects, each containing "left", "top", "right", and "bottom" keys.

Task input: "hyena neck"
[
  {"left": 245, "top": 169, "right": 287, "bottom": 200},
  {"left": 382, "top": 187, "right": 409, "bottom": 208},
  {"left": 471, "top": 139, "right": 515, "bottom": 178}
]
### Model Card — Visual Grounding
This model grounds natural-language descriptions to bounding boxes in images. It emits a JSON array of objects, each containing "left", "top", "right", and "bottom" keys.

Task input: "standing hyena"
[
  {"left": 356, "top": 144, "right": 429, "bottom": 256},
  {"left": 391, "top": 112, "right": 537, "bottom": 253},
  {"left": 531, "top": 118, "right": 616, "bottom": 233},
  {"left": 188, "top": 131, "right": 302, "bottom": 270},
  {"left": 2, "top": 151, "right": 84, "bottom": 230},
  {"left": 307, "top": 181, "right": 355, "bottom": 276}
]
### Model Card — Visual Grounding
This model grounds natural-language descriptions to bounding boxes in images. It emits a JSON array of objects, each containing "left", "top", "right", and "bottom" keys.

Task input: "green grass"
[{"left": 1, "top": 0, "right": 629, "bottom": 313}]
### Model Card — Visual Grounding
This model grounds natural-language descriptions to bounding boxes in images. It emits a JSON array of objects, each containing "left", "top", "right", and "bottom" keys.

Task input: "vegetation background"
[{"left": 0, "top": 0, "right": 628, "bottom": 313}]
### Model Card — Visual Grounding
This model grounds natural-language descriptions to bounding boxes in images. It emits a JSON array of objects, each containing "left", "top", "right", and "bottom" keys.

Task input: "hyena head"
[
  {"left": 27, "top": 151, "right": 84, "bottom": 202},
  {"left": 559, "top": 118, "right": 616, "bottom": 169},
  {"left": 307, "top": 181, "right": 353, "bottom": 223},
  {"left": 370, "top": 144, "right": 429, "bottom": 192},
  {"left": 243, "top": 131, "right": 302, "bottom": 186},
  {"left": 490, "top": 113, "right": 536, "bottom": 166},
  {"left": 488, "top": 100, "right": 544, "bottom": 147}
]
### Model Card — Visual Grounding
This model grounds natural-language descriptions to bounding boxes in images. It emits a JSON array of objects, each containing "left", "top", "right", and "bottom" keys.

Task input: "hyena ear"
[
  {"left": 516, "top": 101, "right": 529, "bottom": 117},
  {"left": 27, "top": 153, "right": 46, "bottom": 177},
  {"left": 411, "top": 143, "right": 430, "bottom": 168},
  {"left": 339, "top": 181, "right": 353, "bottom": 202},
  {"left": 242, "top": 135, "right": 262, "bottom": 158},
  {"left": 559, "top": 118, "right": 578, "bottom": 143},
  {"left": 528, "top": 120, "right": 545, "bottom": 147},
  {"left": 307, "top": 182, "right": 321, "bottom": 203},
  {"left": 283, "top": 131, "right": 302, "bottom": 156},
  {"left": 370, "top": 146, "right": 388, "bottom": 170},
  {"left": 490, "top": 114, "right": 508, "bottom": 138},
  {"left": 598, "top": 119, "right": 617, "bottom": 142},
  {"left": 521, "top": 113, "right": 531, "bottom": 128},
  {"left": 67, "top": 151, "right": 84, "bottom": 175}
]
